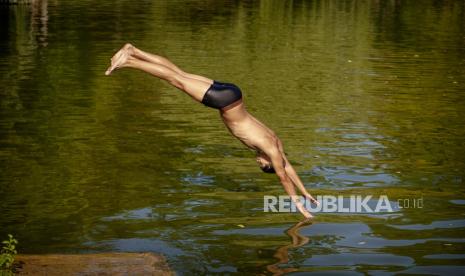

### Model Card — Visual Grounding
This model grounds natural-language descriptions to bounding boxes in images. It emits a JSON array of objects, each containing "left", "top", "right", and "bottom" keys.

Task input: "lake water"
[{"left": 1, "top": 0, "right": 465, "bottom": 274}]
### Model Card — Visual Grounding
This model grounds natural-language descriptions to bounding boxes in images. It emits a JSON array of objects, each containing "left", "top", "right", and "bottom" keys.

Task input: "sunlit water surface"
[{"left": 1, "top": 0, "right": 465, "bottom": 274}]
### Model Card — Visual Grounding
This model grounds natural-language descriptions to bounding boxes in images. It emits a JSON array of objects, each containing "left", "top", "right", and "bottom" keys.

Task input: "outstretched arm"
[
  {"left": 283, "top": 156, "right": 319, "bottom": 205},
  {"left": 275, "top": 139, "right": 319, "bottom": 205},
  {"left": 266, "top": 147, "right": 313, "bottom": 218}
]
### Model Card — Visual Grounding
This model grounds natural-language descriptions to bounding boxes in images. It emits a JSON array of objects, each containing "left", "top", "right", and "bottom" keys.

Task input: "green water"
[{"left": 1, "top": 0, "right": 465, "bottom": 274}]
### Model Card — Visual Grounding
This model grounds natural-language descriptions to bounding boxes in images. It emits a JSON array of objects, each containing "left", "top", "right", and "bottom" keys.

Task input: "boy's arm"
[
  {"left": 266, "top": 147, "right": 313, "bottom": 218},
  {"left": 283, "top": 157, "right": 319, "bottom": 205}
]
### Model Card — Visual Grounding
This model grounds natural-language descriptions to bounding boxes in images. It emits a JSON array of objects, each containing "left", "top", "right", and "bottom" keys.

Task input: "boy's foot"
[{"left": 105, "top": 43, "right": 134, "bottom": 75}]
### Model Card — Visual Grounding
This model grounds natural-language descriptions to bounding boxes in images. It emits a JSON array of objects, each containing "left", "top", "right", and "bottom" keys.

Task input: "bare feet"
[{"left": 105, "top": 43, "right": 134, "bottom": 75}]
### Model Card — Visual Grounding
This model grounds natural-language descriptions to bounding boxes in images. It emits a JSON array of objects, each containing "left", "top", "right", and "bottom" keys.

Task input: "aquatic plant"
[{"left": 0, "top": 234, "right": 18, "bottom": 275}]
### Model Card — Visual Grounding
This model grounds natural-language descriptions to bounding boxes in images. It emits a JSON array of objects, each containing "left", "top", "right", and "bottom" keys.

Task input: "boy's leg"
[
  {"left": 105, "top": 47, "right": 210, "bottom": 102},
  {"left": 117, "top": 44, "right": 214, "bottom": 84}
]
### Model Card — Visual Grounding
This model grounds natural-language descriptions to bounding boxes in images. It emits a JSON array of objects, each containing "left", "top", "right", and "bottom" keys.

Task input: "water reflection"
[
  {"left": 31, "top": 0, "right": 48, "bottom": 47},
  {"left": 266, "top": 219, "right": 313, "bottom": 275}
]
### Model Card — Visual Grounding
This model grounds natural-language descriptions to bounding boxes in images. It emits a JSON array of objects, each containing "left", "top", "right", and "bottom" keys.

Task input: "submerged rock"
[{"left": 15, "top": 252, "right": 172, "bottom": 275}]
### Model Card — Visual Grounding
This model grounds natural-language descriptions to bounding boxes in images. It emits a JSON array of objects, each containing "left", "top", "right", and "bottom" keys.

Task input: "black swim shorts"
[{"left": 201, "top": 81, "right": 242, "bottom": 109}]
